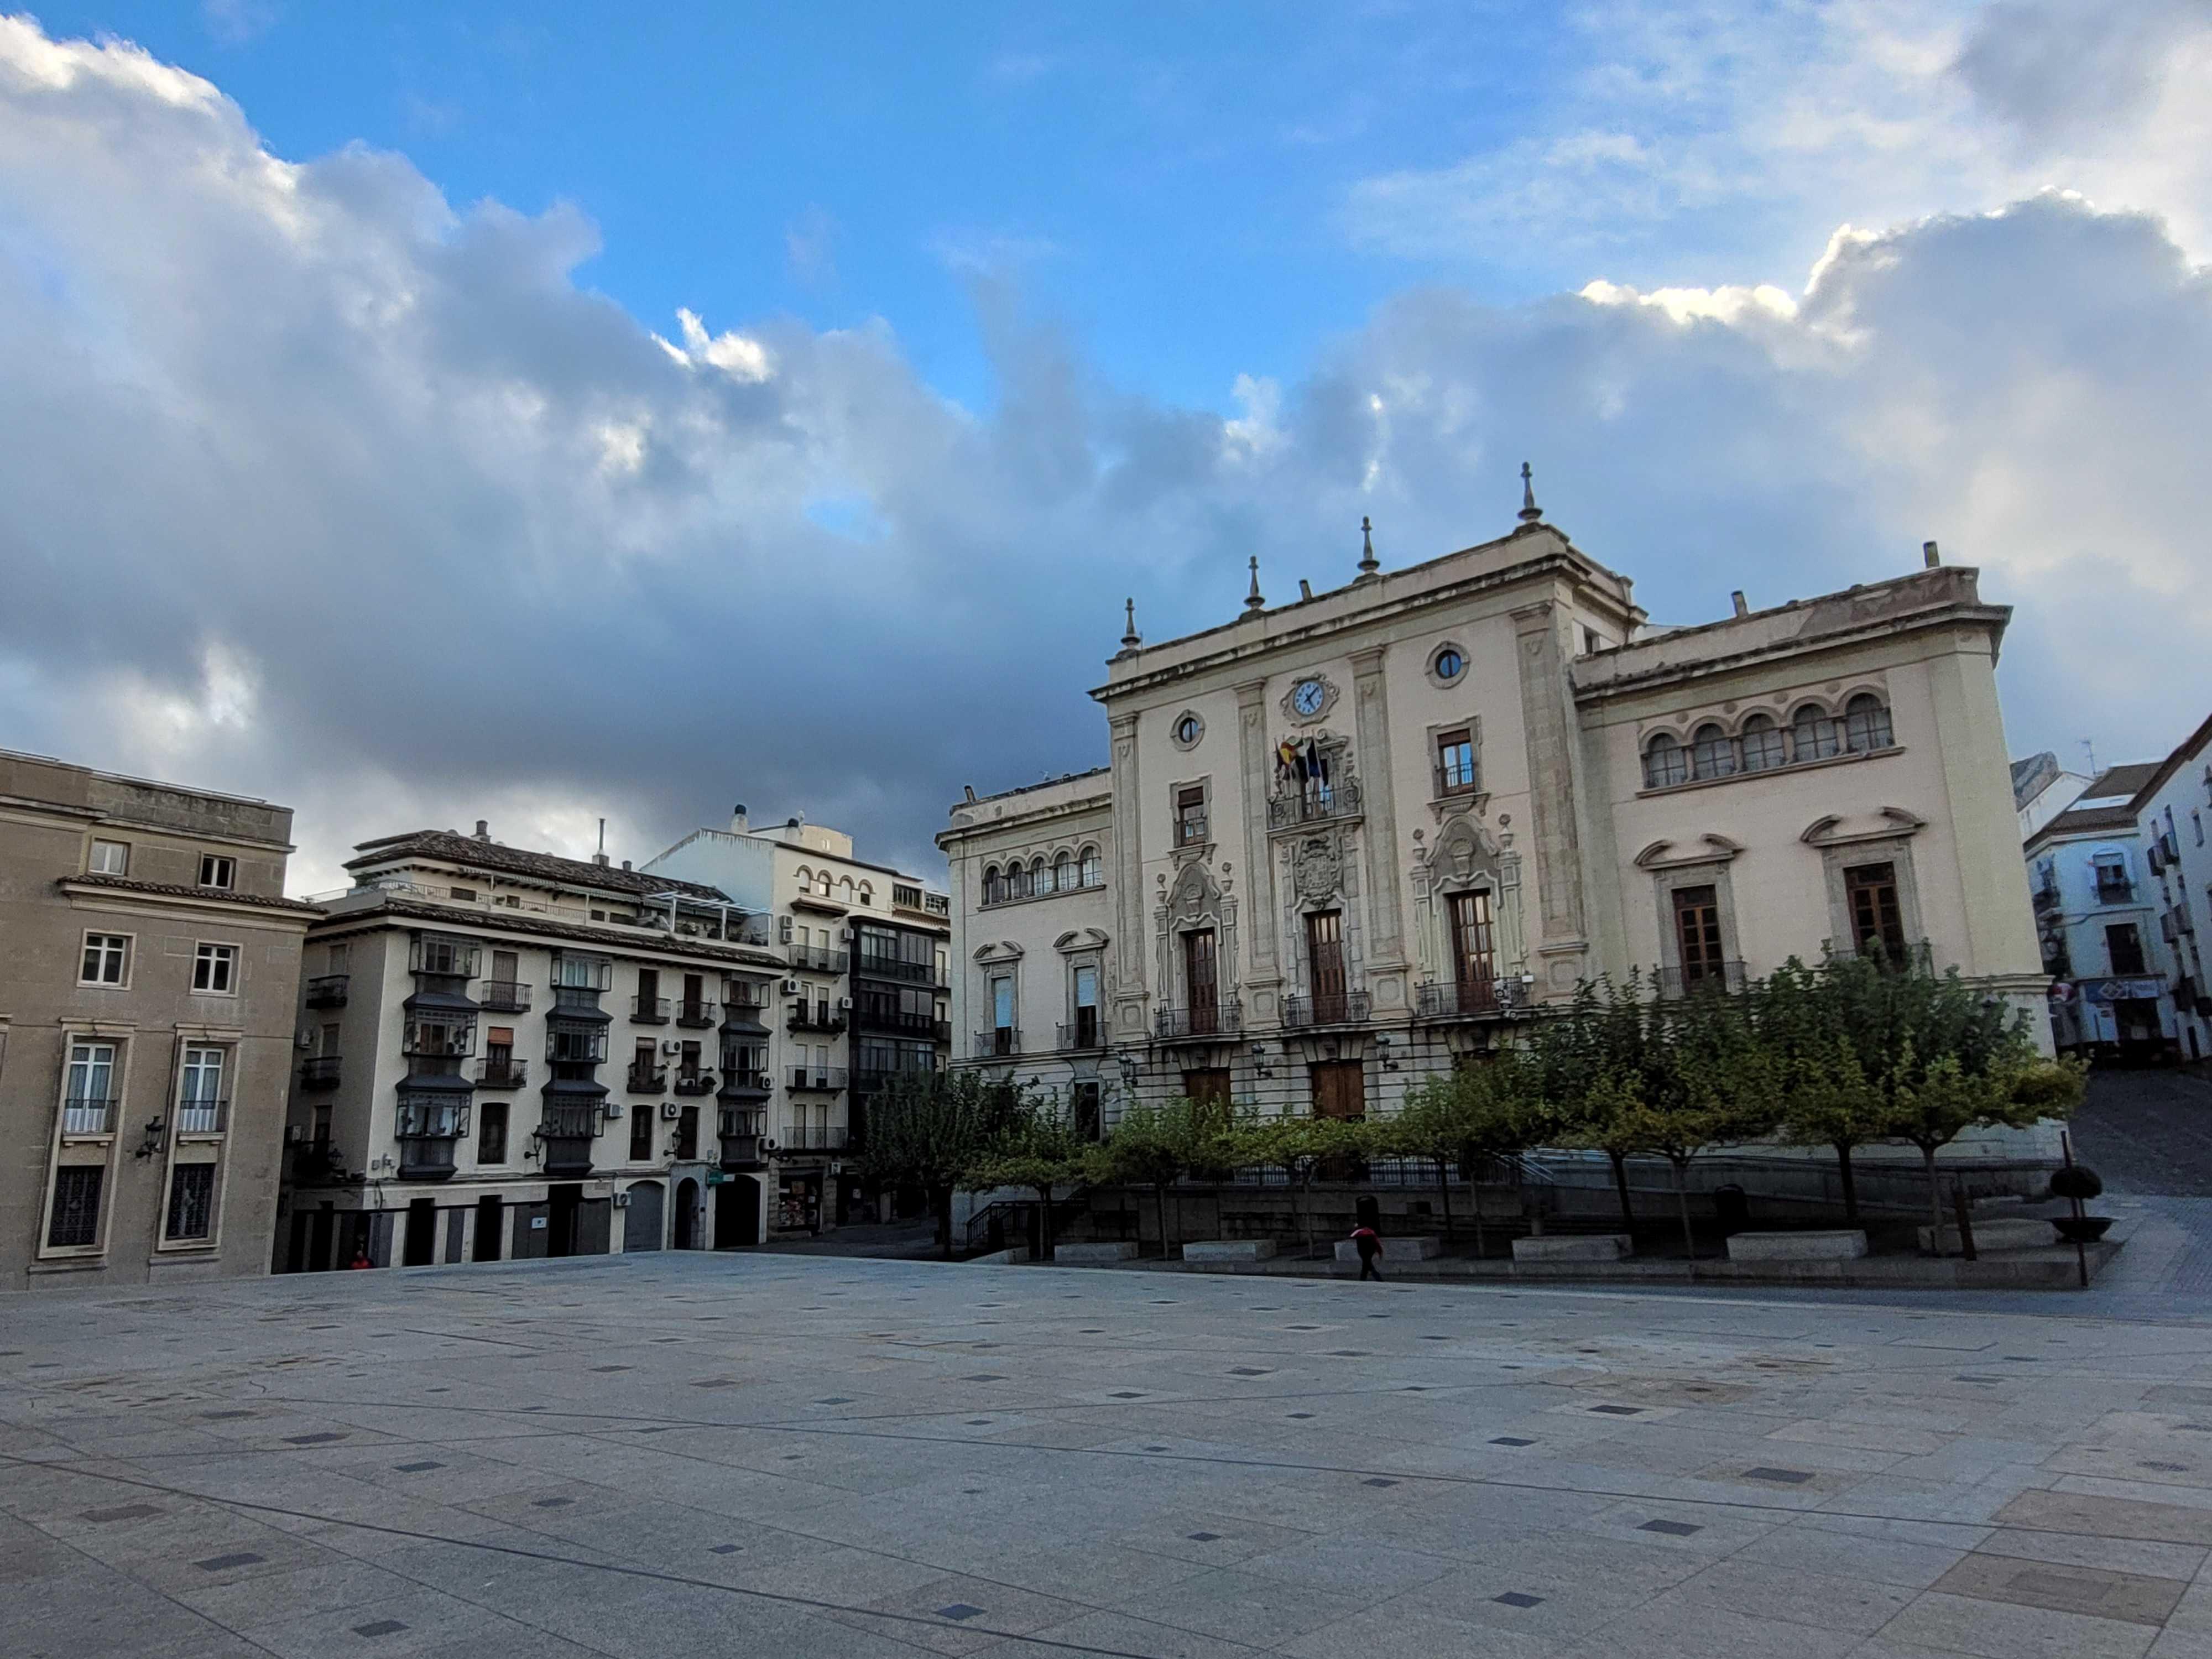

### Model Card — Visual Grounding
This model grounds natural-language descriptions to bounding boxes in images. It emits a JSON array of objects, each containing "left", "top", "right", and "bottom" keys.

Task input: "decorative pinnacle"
[
  {"left": 1245, "top": 555, "right": 1265, "bottom": 612},
  {"left": 1120, "top": 597, "right": 1141, "bottom": 650},
  {"left": 1357, "top": 515, "right": 1380, "bottom": 579},
  {"left": 1518, "top": 461, "right": 1542, "bottom": 524}
]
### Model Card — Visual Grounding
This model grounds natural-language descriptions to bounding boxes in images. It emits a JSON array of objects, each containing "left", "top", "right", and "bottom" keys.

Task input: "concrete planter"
[
  {"left": 1052, "top": 1241, "right": 1139, "bottom": 1263},
  {"left": 1725, "top": 1230, "right": 1867, "bottom": 1262},
  {"left": 1510, "top": 1234, "right": 1631, "bottom": 1262},
  {"left": 1182, "top": 1240, "right": 1276, "bottom": 1263},
  {"left": 1916, "top": 1216, "right": 2053, "bottom": 1254},
  {"left": 1332, "top": 1236, "right": 1443, "bottom": 1262}
]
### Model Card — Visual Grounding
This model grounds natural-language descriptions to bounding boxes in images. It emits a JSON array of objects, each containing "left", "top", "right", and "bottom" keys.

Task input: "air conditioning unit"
[
  {"left": 676, "top": 921, "right": 701, "bottom": 936},
  {"left": 782, "top": 978, "right": 802, "bottom": 994},
  {"left": 605, "top": 1102, "right": 625, "bottom": 1119},
  {"left": 660, "top": 1101, "right": 681, "bottom": 1120},
  {"left": 285, "top": 1124, "right": 304, "bottom": 1144},
  {"left": 778, "top": 917, "right": 794, "bottom": 943},
  {"left": 838, "top": 996, "right": 854, "bottom": 1010},
  {"left": 294, "top": 1031, "right": 315, "bottom": 1051},
  {"left": 839, "top": 927, "right": 853, "bottom": 942},
  {"left": 661, "top": 1039, "right": 682, "bottom": 1056}
]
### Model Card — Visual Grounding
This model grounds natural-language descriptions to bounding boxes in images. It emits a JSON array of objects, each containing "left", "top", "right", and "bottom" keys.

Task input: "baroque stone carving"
[{"left": 1291, "top": 835, "right": 1342, "bottom": 904}]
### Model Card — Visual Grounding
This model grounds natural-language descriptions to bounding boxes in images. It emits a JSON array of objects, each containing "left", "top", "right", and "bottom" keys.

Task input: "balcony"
[
  {"left": 403, "top": 1027, "right": 476, "bottom": 1061},
  {"left": 779, "top": 1125, "right": 849, "bottom": 1152},
  {"left": 537, "top": 1096, "right": 602, "bottom": 1177},
  {"left": 789, "top": 1067, "right": 848, "bottom": 1092},
  {"left": 625, "top": 1063, "right": 666, "bottom": 1093},
  {"left": 477, "top": 1058, "right": 528, "bottom": 1088},
  {"left": 61, "top": 1095, "right": 117, "bottom": 1135},
  {"left": 1266, "top": 775, "right": 1364, "bottom": 832},
  {"left": 2094, "top": 881, "right": 2136, "bottom": 906},
  {"left": 1155, "top": 999, "right": 1243, "bottom": 1040},
  {"left": 478, "top": 980, "right": 531, "bottom": 1013},
  {"left": 721, "top": 993, "right": 773, "bottom": 1032},
  {"left": 1657, "top": 961, "right": 1748, "bottom": 998},
  {"left": 395, "top": 1092, "right": 471, "bottom": 1181},
  {"left": 2032, "top": 884, "right": 2062, "bottom": 915},
  {"left": 304, "top": 974, "right": 349, "bottom": 1009},
  {"left": 853, "top": 956, "right": 941, "bottom": 987},
  {"left": 1824, "top": 938, "right": 1936, "bottom": 974},
  {"left": 300, "top": 1056, "right": 342, "bottom": 1089},
  {"left": 1415, "top": 979, "right": 1505, "bottom": 1020},
  {"left": 1058, "top": 1014, "right": 1106, "bottom": 1051},
  {"left": 551, "top": 984, "right": 609, "bottom": 1017},
  {"left": 856, "top": 1006, "right": 945, "bottom": 1041},
  {"left": 717, "top": 1067, "right": 774, "bottom": 1098},
  {"left": 1282, "top": 990, "right": 1372, "bottom": 1029},
  {"left": 174, "top": 1097, "right": 229, "bottom": 1135},
  {"left": 675, "top": 999, "right": 718, "bottom": 1029},
  {"left": 718, "top": 1105, "right": 766, "bottom": 1168},
  {"left": 1431, "top": 764, "right": 1481, "bottom": 802},
  {"left": 789, "top": 1005, "right": 848, "bottom": 1034},
  {"left": 632, "top": 994, "right": 670, "bottom": 1024},
  {"left": 972, "top": 1027, "right": 1021, "bottom": 1059},
  {"left": 788, "top": 945, "right": 849, "bottom": 974},
  {"left": 672, "top": 1073, "right": 717, "bottom": 1097}
]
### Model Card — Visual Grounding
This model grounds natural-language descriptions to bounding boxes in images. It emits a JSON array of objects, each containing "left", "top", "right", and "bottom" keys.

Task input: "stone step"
[
  {"left": 1726, "top": 1230, "right": 1867, "bottom": 1262},
  {"left": 1332, "top": 1236, "right": 1443, "bottom": 1262},
  {"left": 1181, "top": 1240, "right": 1275, "bottom": 1263},
  {"left": 1916, "top": 1216, "right": 2058, "bottom": 1254},
  {"left": 1512, "top": 1234, "right": 1631, "bottom": 1262},
  {"left": 1052, "top": 1241, "right": 1138, "bottom": 1264}
]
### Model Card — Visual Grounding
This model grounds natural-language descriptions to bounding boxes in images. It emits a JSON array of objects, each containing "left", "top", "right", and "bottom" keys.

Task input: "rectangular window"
[
  {"left": 1072, "top": 1081, "right": 1102, "bottom": 1141},
  {"left": 1311, "top": 1058, "right": 1366, "bottom": 1121},
  {"left": 320, "top": 1022, "right": 341, "bottom": 1057},
  {"left": 197, "top": 854, "right": 236, "bottom": 890},
  {"left": 1175, "top": 785, "right": 1208, "bottom": 847},
  {"left": 165, "top": 1164, "right": 216, "bottom": 1241},
  {"left": 1073, "top": 963, "right": 1100, "bottom": 1047},
  {"left": 991, "top": 975, "right": 1014, "bottom": 1033},
  {"left": 1182, "top": 1068, "right": 1232, "bottom": 1108},
  {"left": 1305, "top": 910, "right": 1347, "bottom": 1022},
  {"left": 629, "top": 1100, "right": 653, "bottom": 1161},
  {"left": 89, "top": 838, "right": 129, "bottom": 875},
  {"left": 1183, "top": 928, "right": 1219, "bottom": 1032},
  {"left": 65, "top": 1041, "right": 118, "bottom": 1133},
  {"left": 80, "top": 932, "right": 130, "bottom": 986},
  {"left": 48, "top": 1167, "right": 104, "bottom": 1249},
  {"left": 2108, "top": 923, "right": 2148, "bottom": 976},
  {"left": 1843, "top": 863, "right": 1908, "bottom": 963},
  {"left": 177, "top": 1046, "right": 226, "bottom": 1133},
  {"left": 480, "top": 1101, "right": 509, "bottom": 1164},
  {"left": 1672, "top": 885, "right": 1725, "bottom": 987},
  {"left": 192, "top": 942, "right": 238, "bottom": 994},
  {"left": 1435, "top": 728, "right": 1478, "bottom": 794}
]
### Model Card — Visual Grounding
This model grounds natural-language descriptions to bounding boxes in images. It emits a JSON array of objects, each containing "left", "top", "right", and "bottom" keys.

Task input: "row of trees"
[{"left": 863, "top": 955, "right": 2084, "bottom": 1259}]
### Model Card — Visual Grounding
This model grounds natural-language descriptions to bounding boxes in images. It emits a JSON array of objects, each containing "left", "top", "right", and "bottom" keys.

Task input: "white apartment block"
[
  {"left": 941, "top": 488, "right": 2054, "bottom": 1168},
  {"left": 2131, "top": 715, "right": 2212, "bottom": 1065}
]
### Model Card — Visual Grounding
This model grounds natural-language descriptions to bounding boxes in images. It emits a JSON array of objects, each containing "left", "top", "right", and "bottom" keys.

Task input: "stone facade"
[
  {"left": 941, "top": 499, "right": 2054, "bottom": 1167},
  {"left": 0, "top": 748, "right": 313, "bottom": 1290}
]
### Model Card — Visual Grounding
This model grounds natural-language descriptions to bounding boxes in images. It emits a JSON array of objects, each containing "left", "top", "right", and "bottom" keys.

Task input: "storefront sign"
[{"left": 2081, "top": 978, "right": 2166, "bottom": 1003}]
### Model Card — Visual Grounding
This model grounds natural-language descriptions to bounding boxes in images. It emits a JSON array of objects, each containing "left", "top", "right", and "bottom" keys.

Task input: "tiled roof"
[
  {"left": 59, "top": 874, "right": 324, "bottom": 914},
  {"left": 2081, "top": 763, "right": 2163, "bottom": 802},
  {"left": 346, "top": 830, "right": 730, "bottom": 902},
  {"left": 313, "top": 895, "right": 782, "bottom": 968}
]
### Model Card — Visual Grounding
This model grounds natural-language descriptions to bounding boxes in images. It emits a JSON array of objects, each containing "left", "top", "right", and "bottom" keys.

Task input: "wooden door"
[
  {"left": 1310, "top": 1060, "right": 1365, "bottom": 1120},
  {"left": 1183, "top": 929, "right": 1219, "bottom": 1032},
  {"left": 1844, "top": 863, "right": 1906, "bottom": 962},
  {"left": 1671, "top": 885, "right": 1723, "bottom": 987},
  {"left": 1305, "top": 910, "right": 1346, "bottom": 1024},
  {"left": 1447, "top": 890, "right": 1495, "bottom": 1009}
]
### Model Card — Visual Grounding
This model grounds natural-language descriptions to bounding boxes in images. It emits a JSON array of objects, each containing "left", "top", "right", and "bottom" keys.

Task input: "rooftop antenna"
[
  {"left": 1355, "top": 515, "right": 1380, "bottom": 581},
  {"left": 1244, "top": 555, "right": 1265, "bottom": 612},
  {"left": 597, "top": 817, "right": 606, "bottom": 853},
  {"left": 2080, "top": 739, "right": 2098, "bottom": 778},
  {"left": 1517, "top": 461, "right": 1543, "bottom": 524}
]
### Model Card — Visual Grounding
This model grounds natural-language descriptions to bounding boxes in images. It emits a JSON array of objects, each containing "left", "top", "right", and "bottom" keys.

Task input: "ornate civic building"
[{"left": 938, "top": 479, "right": 2051, "bottom": 1138}]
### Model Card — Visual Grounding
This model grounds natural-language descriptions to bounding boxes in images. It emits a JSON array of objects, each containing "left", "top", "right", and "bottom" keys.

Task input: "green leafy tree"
[
  {"left": 1085, "top": 1094, "right": 1230, "bottom": 1256},
  {"left": 965, "top": 1093, "right": 1090, "bottom": 1258},
  {"left": 1222, "top": 1112, "right": 1374, "bottom": 1260},
  {"left": 1386, "top": 1051, "right": 1545, "bottom": 1256},
  {"left": 859, "top": 1069, "right": 1026, "bottom": 1257}
]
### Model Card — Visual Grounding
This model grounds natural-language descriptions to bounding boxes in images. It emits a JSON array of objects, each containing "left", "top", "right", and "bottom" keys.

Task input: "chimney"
[
  {"left": 1730, "top": 591, "right": 1749, "bottom": 618},
  {"left": 1923, "top": 540, "right": 1940, "bottom": 568},
  {"left": 1298, "top": 578, "right": 1314, "bottom": 601},
  {"left": 592, "top": 852, "right": 611, "bottom": 867},
  {"left": 474, "top": 819, "right": 489, "bottom": 841},
  {"left": 621, "top": 859, "right": 632, "bottom": 872},
  {"left": 731, "top": 804, "right": 748, "bottom": 834}
]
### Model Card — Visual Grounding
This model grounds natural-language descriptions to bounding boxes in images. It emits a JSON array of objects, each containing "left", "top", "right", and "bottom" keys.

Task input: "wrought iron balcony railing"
[
  {"left": 300, "top": 1056, "right": 342, "bottom": 1089},
  {"left": 672, "top": 1073, "right": 717, "bottom": 1096},
  {"left": 478, "top": 980, "right": 531, "bottom": 1013},
  {"left": 61, "top": 1095, "right": 118, "bottom": 1135},
  {"left": 972, "top": 1027, "right": 1021, "bottom": 1058},
  {"left": 1415, "top": 979, "right": 1503, "bottom": 1019},
  {"left": 1154, "top": 999, "right": 1241, "bottom": 1039},
  {"left": 632, "top": 994, "right": 670, "bottom": 1024},
  {"left": 1266, "top": 775, "right": 1364, "bottom": 831},
  {"left": 1058, "top": 1015, "right": 1105, "bottom": 1051},
  {"left": 304, "top": 974, "right": 349, "bottom": 1008},
  {"left": 1282, "top": 990, "right": 1372, "bottom": 1028},
  {"left": 625, "top": 1064, "right": 666, "bottom": 1092},
  {"left": 675, "top": 1000, "right": 718, "bottom": 1028},
  {"left": 477, "top": 1058, "right": 528, "bottom": 1088},
  {"left": 1657, "top": 961, "right": 1748, "bottom": 998},
  {"left": 174, "top": 1097, "right": 229, "bottom": 1135}
]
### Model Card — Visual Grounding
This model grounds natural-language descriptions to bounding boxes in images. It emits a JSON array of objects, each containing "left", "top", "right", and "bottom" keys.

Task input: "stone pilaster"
[
  {"left": 1234, "top": 679, "right": 1280, "bottom": 1019},
  {"left": 1511, "top": 602, "right": 1589, "bottom": 989},
  {"left": 1349, "top": 646, "right": 1408, "bottom": 1008},
  {"left": 1108, "top": 712, "right": 1149, "bottom": 1037}
]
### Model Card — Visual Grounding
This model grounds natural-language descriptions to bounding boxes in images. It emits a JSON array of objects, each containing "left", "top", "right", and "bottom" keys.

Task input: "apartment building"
[
  {"left": 2025, "top": 764, "right": 2176, "bottom": 1063},
  {"left": 276, "top": 825, "right": 781, "bottom": 1269},
  {"left": 2129, "top": 714, "right": 2212, "bottom": 1066},
  {"left": 1, "top": 748, "right": 313, "bottom": 1289},
  {"left": 941, "top": 487, "right": 2054, "bottom": 1171},
  {"left": 644, "top": 808, "right": 950, "bottom": 1232}
]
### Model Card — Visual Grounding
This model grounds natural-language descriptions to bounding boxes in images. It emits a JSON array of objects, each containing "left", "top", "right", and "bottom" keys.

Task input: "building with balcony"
[
  {"left": 2125, "top": 714, "right": 2212, "bottom": 1067},
  {"left": 940, "top": 485, "right": 2054, "bottom": 1173},
  {"left": 0, "top": 747, "right": 315, "bottom": 1290},
  {"left": 644, "top": 808, "right": 949, "bottom": 1236},
  {"left": 275, "top": 823, "right": 779, "bottom": 1270},
  {"left": 2023, "top": 763, "right": 2176, "bottom": 1063}
]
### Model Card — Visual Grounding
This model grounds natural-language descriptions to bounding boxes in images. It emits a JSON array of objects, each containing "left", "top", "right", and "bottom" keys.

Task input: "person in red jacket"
[{"left": 1350, "top": 1223, "right": 1383, "bottom": 1281}]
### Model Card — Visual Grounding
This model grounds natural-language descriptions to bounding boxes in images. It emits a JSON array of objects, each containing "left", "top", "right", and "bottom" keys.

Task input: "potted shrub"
[{"left": 2048, "top": 1165, "right": 2112, "bottom": 1243}]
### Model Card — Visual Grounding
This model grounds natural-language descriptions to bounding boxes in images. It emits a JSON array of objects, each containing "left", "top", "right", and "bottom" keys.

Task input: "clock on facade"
[{"left": 1292, "top": 678, "right": 1326, "bottom": 716}]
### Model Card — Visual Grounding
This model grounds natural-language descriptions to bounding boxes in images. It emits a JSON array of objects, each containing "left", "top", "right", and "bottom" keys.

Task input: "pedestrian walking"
[{"left": 1350, "top": 1223, "right": 1383, "bottom": 1281}]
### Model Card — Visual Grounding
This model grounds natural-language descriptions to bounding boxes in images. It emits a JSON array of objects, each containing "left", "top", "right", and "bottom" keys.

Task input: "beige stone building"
[
  {"left": 940, "top": 487, "right": 2052, "bottom": 1163},
  {"left": 1, "top": 748, "right": 314, "bottom": 1290}
]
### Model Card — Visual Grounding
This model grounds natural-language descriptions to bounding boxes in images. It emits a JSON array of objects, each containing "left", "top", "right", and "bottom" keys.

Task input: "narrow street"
[{"left": 2069, "top": 1066, "right": 2212, "bottom": 1194}]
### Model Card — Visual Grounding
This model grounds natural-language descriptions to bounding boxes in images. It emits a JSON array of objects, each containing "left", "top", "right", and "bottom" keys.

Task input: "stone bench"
[
  {"left": 1052, "top": 1242, "right": 1139, "bottom": 1263},
  {"left": 1917, "top": 1217, "right": 2056, "bottom": 1254},
  {"left": 1182, "top": 1240, "right": 1275, "bottom": 1263},
  {"left": 1511, "top": 1234, "right": 1631, "bottom": 1262},
  {"left": 1726, "top": 1230, "right": 1867, "bottom": 1262},
  {"left": 1332, "top": 1236, "right": 1443, "bottom": 1263}
]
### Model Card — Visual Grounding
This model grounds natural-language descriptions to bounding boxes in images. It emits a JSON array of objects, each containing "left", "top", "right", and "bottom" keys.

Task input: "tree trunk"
[
  {"left": 1156, "top": 1186, "right": 1170, "bottom": 1259},
  {"left": 1610, "top": 1149, "right": 1636, "bottom": 1233},
  {"left": 1298, "top": 1168, "right": 1318, "bottom": 1259},
  {"left": 1834, "top": 1141, "right": 1860, "bottom": 1222},
  {"left": 1468, "top": 1165, "right": 1487, "bottom": 1258},
  {"left": 1672, "top": 1157, "right": 1696, "bottom": 1275},
  {"left": 1437, "top": 1156, "right": 1454, "bottom": 1247},
  {"left": 1922, "top": 1142, "right": 1944, "bottom": 1254},
  {"left": 1036, "top": 1186, "right": 1053, "bottom": 1259}
]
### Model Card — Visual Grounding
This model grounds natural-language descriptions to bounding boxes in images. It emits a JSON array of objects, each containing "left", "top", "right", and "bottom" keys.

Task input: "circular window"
[
  {"left": 1171, "top": 711, "right": 1204, "bottom": 749},
  {"left": 1430, "top": 644, "right": 1467, "bottom": 685}
]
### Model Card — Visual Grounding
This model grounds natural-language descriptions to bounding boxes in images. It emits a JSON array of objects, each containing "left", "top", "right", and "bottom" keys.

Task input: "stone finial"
[
  {"left": 1120, "top": 598, "right": 1141, "bottom": 650},
  {"left": 1518, "top": 461, "right": 1542, "bottom": 524},
  {"left": 1356, "top": 515, "right": 1380, "bottom": 580},
  {"left": 1245, "top": 555, "right": 1265, "bottom": 612}
]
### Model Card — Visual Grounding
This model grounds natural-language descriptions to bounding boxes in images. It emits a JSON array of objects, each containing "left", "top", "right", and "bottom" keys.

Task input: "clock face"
[{"left": 1292, "top": 679, "right": 1326, "bottom": 716}]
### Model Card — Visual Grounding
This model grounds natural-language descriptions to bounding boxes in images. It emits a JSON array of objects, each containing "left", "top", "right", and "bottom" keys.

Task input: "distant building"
[
  {"left": 0, "top": 748, "right": 314, "bottom": 1290},
  {"left": 2012, "top": 751, "right": 2093, "bottom": 842},
  {"left": 277, "top": 825, "right": 781, "bottom": 1270},
  {"left": 2128, "top": 714, "right": 2212, "bottom": 1066},
  {"left": 644, "top": 808, "right": 951, "bottom": 1233},
  {"left": 941, "top": 489, "right": 2054, "bottom": 1176},
  {"left": 2024, "top": 764, "right": 2174, "bottom": 1063}
]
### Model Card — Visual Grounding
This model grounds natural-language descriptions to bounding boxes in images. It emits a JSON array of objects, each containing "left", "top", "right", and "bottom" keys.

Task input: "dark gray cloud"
[
  {"left": 1954, "top": 0, "right": 2210, "bottom": 149},
  {"left": 2, "top": 24, "right": 2208, "bottom": 894}
]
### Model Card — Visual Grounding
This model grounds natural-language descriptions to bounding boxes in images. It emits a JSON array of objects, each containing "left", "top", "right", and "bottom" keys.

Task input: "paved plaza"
[{"left": 10, "top": 1256, "right": 2212, "bottom": 1658}]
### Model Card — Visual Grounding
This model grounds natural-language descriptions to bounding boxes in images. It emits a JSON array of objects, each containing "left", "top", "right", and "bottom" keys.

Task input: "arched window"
[
  {"left": 1644, "top": 733, "right": 1688, "bottom": 789},
  {"left": 1691, "top": 723, "right": 1736, "bottom": 780},
  {"left": 857, "top": 883, "right": 872, "bottom": 907},
  {"left": 1791, "top": 703, "right": 1841, "bottom": 763},
  {"left": 1053, "top": 852, "right": 1072, "bottom": 891},
  {"left": 1079, "top": 846, "right": 1103, "bottom": 888},
  {"left": 1738, "top": 713, "right": 1786, "bottom": 772},
  {"left": 982, "top": 866, "right": 1003, "bottom": 905},
  {"left": 1030, "top": 857, "right": 1051, "bottom": 896},
  {"left": 1843, "top": 692, "right": 1893, "bottom": 753},
  {"left": 818, "top": 872, "right": 833, "bottom": 897}
]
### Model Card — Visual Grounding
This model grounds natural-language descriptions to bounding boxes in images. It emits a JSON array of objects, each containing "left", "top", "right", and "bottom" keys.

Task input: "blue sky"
[{"left": 3, "top": 4, "right": 2210, "bottom": 885}]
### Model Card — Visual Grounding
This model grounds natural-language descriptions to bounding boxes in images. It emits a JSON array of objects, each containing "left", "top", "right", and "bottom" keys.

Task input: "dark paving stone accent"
[
  {"left": 1744, "top": 1467, "right": 1814, "bottom": 1484},
  {"left": 1187, "top": 1532, "right": 1222, "bottom": 1542},
  {"left": 1589, "top": 1405, "right": 1643, "bottom": 1416},
  {"left": 1286, "top": 1324, "right": 1322, "bottom": 1331},
  {"left": 532, "top": 1497, "right": 575, "bottom": 1508},
  {"left": 590, "top": 1365, "right": 630, "bottom": 1373},
  {"left": 1640, "top": 1519, "right": 1701, "bottom": 1536},
  {"left": 1361, "top": 1478, "right": 1399, "bottom": 1488},
  {"left": 1288, "top": 1413, "right": 1314, "bottom": 1420},
  {"left": 710, "top": 1545, "right": 739, "bottom": 1554},
  {"left": 201, "top": 1410, "right": 255, "bottom": 1420},
  {"left": 2142, "top": 1460, "right": 2190, "bottom": 1472},
  {"left": 283, "top": 1432, "right": 347, "bottom": 1444},
  {"left": 1325, "top": 1350, "right": 1371, "bottom": 1357},
  {"left": 81, "top": 1504, "right": 161, "bottom": 1522},
  {"left": 964, "top": 1374, "right": 1006, "bottom": 1383},
  {"left": 1490, "top": 1436, "right": 1535, "bottom": 1447},
  {"left": 352, "top": 1620, "right": 407, "bottom": 1637},
  {"left": 1145, "top": 1445, "right": 1170, "bottom": 1452},
  {"left": 394, "top": 1461, "right": 445, "bottom": 1473},
  {"left": 1109, "top": 1390, "right": 1145, "bottom": 1399},
  {"left": 937, "top": 1603, "right": 985, "bottom": 1621},
  {"left": 1494, "top": 1592, "right": 1545, "bottom": 1608},
  {"left": 195, "top": 1552, "right": 266, "bottom": 1571},
  {"left": 816, "top": 1396, "right": 855, "bottom": 1405},
  {"left": 1955, "top": 1375, "right": 2004, "bottom": 1383},
  {"left": 966, "top": 1418, "right": 992, "bottom": 1426},
  {"left": 1228, "top": 1367, "right": 1271, "bottom": 1376}
]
